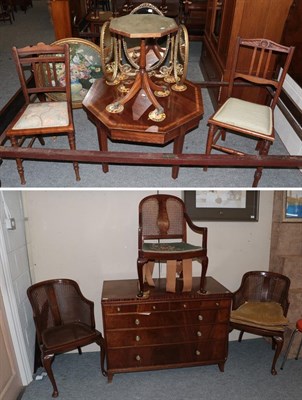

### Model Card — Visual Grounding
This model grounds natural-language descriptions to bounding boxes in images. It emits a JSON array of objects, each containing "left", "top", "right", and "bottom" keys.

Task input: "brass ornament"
[
  {"left": 106, "top": 102, "right": 124, "bottom": 113},
  {"left": 148, "top": 109, "right": 166, "bottom": 122}
]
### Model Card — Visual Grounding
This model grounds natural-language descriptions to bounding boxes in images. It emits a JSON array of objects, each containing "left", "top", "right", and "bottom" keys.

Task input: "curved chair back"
[{"left": 139, "top": 194, "right": 187, "bottom": 242}]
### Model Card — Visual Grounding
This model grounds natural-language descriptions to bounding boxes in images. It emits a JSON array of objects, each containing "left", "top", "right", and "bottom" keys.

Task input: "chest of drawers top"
[{"left": 101, "top": 276, "right": 232, "bottom": 305}]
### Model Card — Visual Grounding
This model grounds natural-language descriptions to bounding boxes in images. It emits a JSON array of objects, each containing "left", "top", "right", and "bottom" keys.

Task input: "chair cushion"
[
  {"left": 143, "top": 242, "right": 202, "bottom": 253},
  {"left": 230, "top": 301, "right": 288, "bottom": 328},
  {"left": 212, "top": 97, "right": 273, "bottom": 136},
  {"left": 42, "top": 322, "right": 96, "bottom": 350},
  {"left": 12, "top": 102, "right": 69, "bottom": 130}
]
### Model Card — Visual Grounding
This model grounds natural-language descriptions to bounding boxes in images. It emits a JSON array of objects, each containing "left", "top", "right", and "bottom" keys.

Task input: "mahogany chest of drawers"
[{"left": 101, "top": 277, "right": 232, "bottom": 382}]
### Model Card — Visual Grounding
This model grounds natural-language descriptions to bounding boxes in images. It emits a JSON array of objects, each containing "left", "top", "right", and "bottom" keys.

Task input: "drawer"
[
  {"left": 170, "top": 299, "right": 230, "bottom": 311},
  {"left": 106, "top": 323, "right": 229, "bottom": 347},
  {"left": 104, "top": 308, "right": 230, "bottom": 329},
  {"left": 107, "top": 340, "right": 227, "bottom": 369},
  {"left": 103, "top": 301, "right": 170, "bottom": 314}
]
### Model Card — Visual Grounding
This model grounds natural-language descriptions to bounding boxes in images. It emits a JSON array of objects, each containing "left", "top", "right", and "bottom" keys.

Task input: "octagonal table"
[{"left": 82, "top": 77, "right": 203, "bottom": 178}]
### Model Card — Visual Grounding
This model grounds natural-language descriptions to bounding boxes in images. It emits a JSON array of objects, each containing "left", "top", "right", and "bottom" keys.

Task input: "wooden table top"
[
  {"left": 82, "top": 78, "right": 203, "bottom": 143},
  {"left": 109, "top": 14, "right": 178, "bottom": 38}
]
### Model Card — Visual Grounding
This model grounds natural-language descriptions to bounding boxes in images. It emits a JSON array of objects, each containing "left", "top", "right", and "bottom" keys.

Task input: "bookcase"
[{"left": 199, "top": 0, "right": 294, "bottom": 107}]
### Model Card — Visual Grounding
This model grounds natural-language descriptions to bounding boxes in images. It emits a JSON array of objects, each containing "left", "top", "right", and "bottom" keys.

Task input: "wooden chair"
[
  {"left": 0, "top": 0, "right": 14, "bottom": 23},
  {"left": 137, "top": 194, "right": 208, "bottom": 297},
  {"left": 230, "top": 271, "right": 290, "bottom": 375},
  {"left": 27, "top": 279, "right": 106, "bottom": 398},
  {"left": 4, "top": 42, "right": 80, "bottom": 185},
  {"left": 204, "top": 37, "right": 295, "bottom": 187}
]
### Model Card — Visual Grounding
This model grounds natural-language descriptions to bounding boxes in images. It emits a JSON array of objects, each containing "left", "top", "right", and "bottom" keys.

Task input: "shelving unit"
[{"left": 200, "top": 0, "right": 294, "bottom": 107}]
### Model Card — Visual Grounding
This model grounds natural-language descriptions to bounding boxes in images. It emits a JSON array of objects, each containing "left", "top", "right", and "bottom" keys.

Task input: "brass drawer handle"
[
  {"left": 136, "top": 355, "right": 141, "bottom": 361},
  {"left": 152, "top": 305, "right": 156, "bottom": 310},
  {"left": 117, "top": 307, "right": 121, "bottom": 312},
  {"left": 216, "top": 302, "right": 220, "bottom": 307},
  {"left": 135, "top": 318, "right": 140, "bottom": 325},
  {"left": 195, "top": 350, "right": 201, "bottom": 356},
  {"left": 198, "top": 314, "right": 203, "bottom": 321},
  {"left": 183, "top": 304, "right": 187, "bottom": 308},
  {"left": 135, "top": 335, "right": 140, "bottom": 342},
  {"left": 197, "top": 331, "right": 202, "bottom": 337}
]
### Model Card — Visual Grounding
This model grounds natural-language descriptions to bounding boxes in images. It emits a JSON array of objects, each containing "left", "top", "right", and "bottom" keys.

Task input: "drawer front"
[
  {"left": 104, "top": 301, "right": 170, "bottom": 314},
  {"left": 106, "top": 323, "right": 229, "bottom": 347},
  {"left": 107, "top": 340, "right": 227, "bottom": 370},
  {"left": 104, "top": 308, "right": 230, "bottom": 329},
  {"left": 103, "top": 299, "right": 231, "bottom": 314},
  {"left": 170, "top": 299, "right": 230, "bottom": 311}
]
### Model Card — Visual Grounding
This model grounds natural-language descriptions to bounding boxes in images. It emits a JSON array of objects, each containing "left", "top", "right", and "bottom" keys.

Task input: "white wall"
[{"left": 22, "top": 189, "right": 275, "bottom": 346}]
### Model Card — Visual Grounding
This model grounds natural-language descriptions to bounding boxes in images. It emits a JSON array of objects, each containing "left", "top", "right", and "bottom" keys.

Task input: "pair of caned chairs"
[{"left": 3, "top": 36, "right": 295, "bottom": 186}]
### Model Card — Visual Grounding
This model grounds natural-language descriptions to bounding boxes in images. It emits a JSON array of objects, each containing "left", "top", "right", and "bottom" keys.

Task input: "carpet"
[{"left": 21, "top": 339, "right": 302, "bottom": 400}]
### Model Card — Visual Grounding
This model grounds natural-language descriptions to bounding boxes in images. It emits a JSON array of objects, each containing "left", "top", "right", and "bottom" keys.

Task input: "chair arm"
[
  {"left": 73, "top": 294, "right": 96, "bottom": 328},
  {"left": 184, "top": 212, "right": 207, "bottom": 249},
  {"left": 231, "top": 287, "right": 246, "bottom": 310},
  {"left": 281, "top": 297, "right": 290, "bottom": 316}
]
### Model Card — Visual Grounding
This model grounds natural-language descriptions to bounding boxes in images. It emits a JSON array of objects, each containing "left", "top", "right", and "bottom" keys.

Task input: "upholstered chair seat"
[
  {"left": 142, "top": 242, "right": 202, "bottom": 253},
  {"left": 12, "top": 102, "right": 70, "bottom": 130},
  {"left": 230, "top": 301, "right": 289, "bottom": 331},
  {"left": 212, "top": 97, "right": 273, "bottom": 137}
]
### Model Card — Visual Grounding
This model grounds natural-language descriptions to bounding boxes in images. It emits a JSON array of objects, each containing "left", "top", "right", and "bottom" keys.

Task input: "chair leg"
[
  {"left": 97, "top": 335, "right": 107, "bottom": 377},
  {"left": 77, "top": 347, "right": 82, "bottom": 355},
  {"left": 67, "top": 133, "right": 80, "bottom": 181},
  {"left": 137, "top": 258, "right": 148, "bottom": 297},
  {"left": 37, "top": 137, "right": 45, "bottom": 146},
  {"left": 238, "top": 331, "right": 244, "bottom": 342},
  {"left": 199, "top": 256, "right": 208, "bottom": 293},
  {"left": 204, "top": 124, "right": 217, "bottom": 172},
  {"left": 10, "top": 137, "right": 26, "bottom": 185},
  {"left": 220, "top": 129, "right": 226, "bottom": 141},
  {"left": 252, "top": 140, "right": 271, "bottom": 187},
  {"left": 43, "top": 354, "right": 59, "bottom": 398},
  {"left": 280, "top": 328, "right": 298, "bottom": 370},
  {"left": 296, "top": 335, "right": 302, "bottom": 360},
  {"left": 271, "top": 335, "right": 283, "bottom": 375}
]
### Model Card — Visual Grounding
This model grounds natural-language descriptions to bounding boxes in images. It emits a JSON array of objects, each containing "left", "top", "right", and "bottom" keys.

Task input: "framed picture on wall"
[
  {"left": 183, "top": 191, "right": 259, "bottom": 221},
  {"left": 283, "top": 190, "right": 302, "bottom": 222}
]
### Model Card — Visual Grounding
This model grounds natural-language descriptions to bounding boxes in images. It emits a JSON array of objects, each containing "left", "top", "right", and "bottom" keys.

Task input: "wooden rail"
[
  {"left": 0, "top": 146, "right": 301, "bottom": 169},
  {"left": 1, "top": 80, "right": 301, "bottom": 186}
]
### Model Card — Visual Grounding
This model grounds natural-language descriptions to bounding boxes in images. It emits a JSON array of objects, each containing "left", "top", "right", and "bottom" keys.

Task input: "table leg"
[
  {"left": 172, "top": 127, "right": 185, "bottom": 179},
  {"left": 96, "top": 123, "right": 109, "bottom": 173}
]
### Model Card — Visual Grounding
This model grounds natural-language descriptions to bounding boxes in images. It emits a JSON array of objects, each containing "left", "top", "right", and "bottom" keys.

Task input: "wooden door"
[
  {"left": 0, "top": 288, "right": 23, "bottom": 400},
  {"left": 282, "top": 0, "right": 302, "bottom": 87}
]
